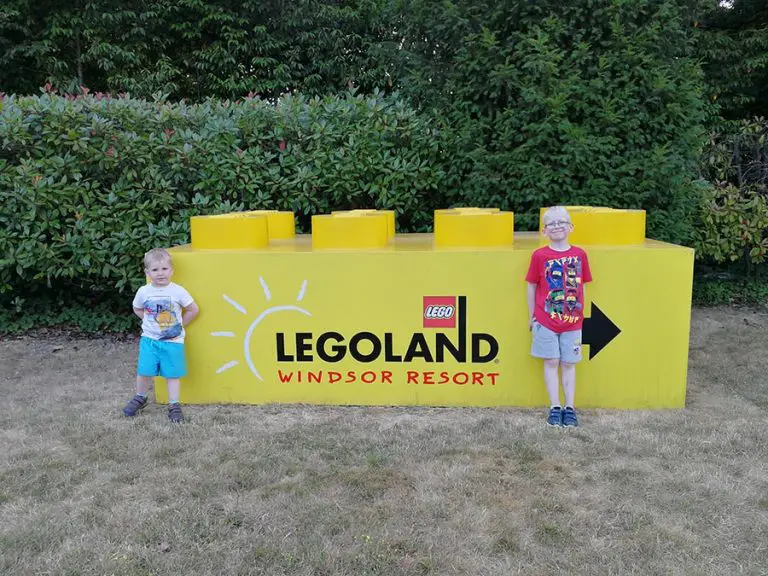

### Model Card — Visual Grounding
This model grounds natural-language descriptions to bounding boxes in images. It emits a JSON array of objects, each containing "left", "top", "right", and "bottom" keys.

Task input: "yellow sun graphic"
[{"left": 210, "top": 277, "right": 312, "bottom": 381}]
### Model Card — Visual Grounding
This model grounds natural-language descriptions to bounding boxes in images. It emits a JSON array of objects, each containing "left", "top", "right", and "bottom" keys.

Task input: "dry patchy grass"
[{"left": 1, "top": 308, "right": 768, "bottom": 575}]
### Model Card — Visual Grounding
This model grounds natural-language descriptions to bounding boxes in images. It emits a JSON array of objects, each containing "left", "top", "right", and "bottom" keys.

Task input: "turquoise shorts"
[{"left": 138, "top": 336, "right": 187, "bottom": 378}]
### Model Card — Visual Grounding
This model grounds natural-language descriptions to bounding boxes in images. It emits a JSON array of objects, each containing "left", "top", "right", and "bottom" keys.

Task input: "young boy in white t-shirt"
[{"left": 122, "top": 248, "right": 199, "bottom": 423}]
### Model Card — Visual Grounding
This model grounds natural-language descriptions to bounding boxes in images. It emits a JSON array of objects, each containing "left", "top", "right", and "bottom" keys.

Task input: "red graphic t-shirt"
[{"left": 525, "top": 245, "right": 592, "bottom": 333}]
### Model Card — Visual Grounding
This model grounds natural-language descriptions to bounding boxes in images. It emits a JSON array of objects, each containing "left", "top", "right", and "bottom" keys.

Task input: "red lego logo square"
[{"left": 423, "top": 296, "right": 457, "bottom": 328}]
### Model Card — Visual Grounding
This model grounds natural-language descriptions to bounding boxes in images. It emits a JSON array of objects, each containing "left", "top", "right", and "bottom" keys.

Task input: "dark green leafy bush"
[
  {"left": 695, "top": 116, "right": 768, "bottom": 274},
  {"left": 383, "top": 0, "right": 708, "bottom": 241},
  {"left": 693, "top": 183, "right": 768, "bottom": 269},
  {"left": 0, "top": 0, "right": 729, "bottom": 331},
  {"left": 1, "top": 0, "right": 709, "bottom": 244},
  {"left": 0, "top": 90, "right": 444, "bottom": 310}
]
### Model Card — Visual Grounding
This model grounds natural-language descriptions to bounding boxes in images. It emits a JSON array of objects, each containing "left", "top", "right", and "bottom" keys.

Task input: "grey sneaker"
[
  {"left": 546, "top": 406, "right": 563, "bottom": 427},
  {"left": 122, "top": 394, "right": 148, "bottom": 417},
  {"left": 562, "top": 406, "right": 579, "bottom": 427},
  {"left": 168, "top": 403, "right": 184, "bottom": 423}
]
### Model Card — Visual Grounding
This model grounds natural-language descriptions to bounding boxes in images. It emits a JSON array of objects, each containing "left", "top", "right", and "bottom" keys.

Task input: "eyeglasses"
[{"left": 544, "top": 220, "right": 572, "bottom": 229}]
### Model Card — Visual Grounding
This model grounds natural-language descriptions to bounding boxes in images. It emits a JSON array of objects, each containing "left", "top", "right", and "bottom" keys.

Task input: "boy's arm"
[
  {"left": 526, "top": 282, "right": 537, "bottom": 330},
  {"left": 581, "top": 250, "right": 591, "bottom": 311},
  {"left": 182, "top": 301, "right": 199, "bottom": 326},
  {"left": 132, "top": 288, "right": 145, "bottom": 319},
  {"left": 525, "top": 251, "right": 540, "bottom": 331}
]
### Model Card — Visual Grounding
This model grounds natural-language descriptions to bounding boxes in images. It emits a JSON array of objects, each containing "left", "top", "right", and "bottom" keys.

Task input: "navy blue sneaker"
[
  {"left": 122, "top": 394, "right": 147, "bottom": 417},
  {"left": 562, "top": 406, "right": 579, "bottom": 427},
  {"left": 168, "top": 403, "right": 184, "bottom": 423},
  {"left": 546, "top": 406, "right": 563, "bottom": 427}
]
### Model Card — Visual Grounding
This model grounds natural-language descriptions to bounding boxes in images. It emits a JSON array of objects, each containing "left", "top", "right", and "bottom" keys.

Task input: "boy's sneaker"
[
  {"left": 562, "top": 406, "right": 579, "bottom": 427},
  {"left": 122, "top": 394, "right": 147, "bottom": 417},
  {"left": 168, "top": 403, "right": 184, "bottom": 423},
  {"left": 546, "top": 406, "right": 563, "bottom": 427}
]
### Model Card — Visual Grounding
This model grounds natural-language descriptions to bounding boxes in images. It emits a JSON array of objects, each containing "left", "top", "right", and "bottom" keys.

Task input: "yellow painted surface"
[
  {"left": 192, "top": 210, "right": 295, "bottom": 242},
  {"left": 333, "top": 210, "right": 396, "bottom": 239},
  {"left": 190, "top": 214, "right": 269, "bottom": 249},
  {"left": 436, "top": 207, "right": 501, "bottom": 214},
  {"left": 242, "top": 210, "right": 295, "bottom": 240},
  {"left": 311, "top": 212, "right": 390, "bottom": 249},
  {"left": 434, "top": 210, "right": 515, "bottom": 247},
  {"left": 156, "top": 208, "right": 693, "bottom": 409},
  {"left": 539, "top": 206, "right": 646, "bottom": 245}
]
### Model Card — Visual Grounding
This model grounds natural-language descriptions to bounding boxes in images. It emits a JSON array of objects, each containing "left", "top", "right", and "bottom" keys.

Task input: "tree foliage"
[
  {"left": 0, "top": 0, "right": 711, "bottom": 243},
  {"left": 692, "top": 1, "right": 768, "bottom": 273},
  {"left": 0, "top": 0, "right": 392, "bottom": 100},
  {"left": 697, "top": 0, "right": 768, "bottom": 120},
  {"left": 4, "top": 0, "right": 766, "bottom": 325},
  {"left": 385, "top": 0, "right": 708, "bottom": 240}
]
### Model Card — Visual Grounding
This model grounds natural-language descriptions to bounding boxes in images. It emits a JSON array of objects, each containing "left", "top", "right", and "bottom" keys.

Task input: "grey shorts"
[{"left": 531, "top": 322, "right": 583, "bottom": 363}]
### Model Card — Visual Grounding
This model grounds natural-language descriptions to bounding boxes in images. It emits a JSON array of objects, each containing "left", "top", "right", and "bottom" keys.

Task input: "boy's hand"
[
  {"left": 182, "top": 302, "right": 200, "bottom": 326},
  {"left": 526, "top": 282, "right": 537, "bottom": 332}
]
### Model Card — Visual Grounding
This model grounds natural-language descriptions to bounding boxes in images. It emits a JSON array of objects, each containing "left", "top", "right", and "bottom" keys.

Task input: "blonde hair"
[
  {"left": 143, "top": 248, "right": 172, "bottom": 269},
  {"left": 542, "top": 206, "right": 571, "bottom": 225}
]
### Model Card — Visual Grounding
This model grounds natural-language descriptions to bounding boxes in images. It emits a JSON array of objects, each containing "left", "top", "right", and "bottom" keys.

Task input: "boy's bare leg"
[
  {"left": 543, "top": 359, "right": 561, "bottom": 406},
  {"left": 123, "top": 375, "right": 152, "bottom": 416},
  {"left": 136, "top": 375, "right": 153, "bottom": 396},
  {"left": 166, "top": 378, "right": 181, "bottom": 403},
  {"left": 561, "top": 362, "right": 576, "bottom": 407}
]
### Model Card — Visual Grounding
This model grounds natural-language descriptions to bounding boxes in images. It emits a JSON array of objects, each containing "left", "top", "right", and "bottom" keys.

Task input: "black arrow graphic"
[{"left": 582, "top": 303, "right": 621, "bottom": 360}]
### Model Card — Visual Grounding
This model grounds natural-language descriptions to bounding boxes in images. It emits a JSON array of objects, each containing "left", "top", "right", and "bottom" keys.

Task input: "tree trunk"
[{"left": 76, "top": 32, "right": 83, "bottom": 86}]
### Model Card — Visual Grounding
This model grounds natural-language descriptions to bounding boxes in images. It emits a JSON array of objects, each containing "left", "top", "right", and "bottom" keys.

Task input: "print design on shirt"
[
  {"left": 544, "top": 256, "right": 584, "bottom": 319},
  {"left": 143, "top": 297, "right": 182, "bottom": 340}
]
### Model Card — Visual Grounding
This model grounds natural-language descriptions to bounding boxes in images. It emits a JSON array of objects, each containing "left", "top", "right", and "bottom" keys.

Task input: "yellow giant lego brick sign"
[{"left": 155, "top": 207, "right": 694, "bottom": 409}]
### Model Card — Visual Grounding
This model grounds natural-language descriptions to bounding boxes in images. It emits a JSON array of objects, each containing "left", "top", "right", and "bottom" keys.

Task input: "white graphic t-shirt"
[{"left": 132, "top": 282, "right": 195, "bottom": 343}]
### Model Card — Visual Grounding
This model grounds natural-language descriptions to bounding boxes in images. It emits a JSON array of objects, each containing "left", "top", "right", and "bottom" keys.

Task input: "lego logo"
[
  {"left": 423, "top": 295, "right": 457, "bottom": 328},
  {"left": 424, "top": 305, "right": 456, "bottom": 320}
]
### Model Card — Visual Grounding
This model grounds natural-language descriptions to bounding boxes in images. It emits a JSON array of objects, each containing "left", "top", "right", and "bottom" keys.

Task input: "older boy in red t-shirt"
[{"left": 526, "top": 206, "right": 592, "bottom": 427}]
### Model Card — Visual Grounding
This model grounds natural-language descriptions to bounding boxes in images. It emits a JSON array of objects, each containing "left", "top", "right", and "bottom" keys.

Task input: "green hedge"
[
  {"left": 0, "top": 90, "right": 444, "bottom": 307},
  {"left": 2, "top": 0, "right": 711, "bottom": 247},
  {"left": 694, "top": 116, "right": 768, "bottom": 274},
  {"left": 378, "top": 0, "right": 709, "bottom": 242},
  {"left": 0, "top": 1, "right": 755, "bottom": 333}
]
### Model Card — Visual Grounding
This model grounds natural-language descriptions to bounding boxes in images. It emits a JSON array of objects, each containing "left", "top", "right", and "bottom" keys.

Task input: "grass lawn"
[{"left": 1, "top": 307, "right": 767, "bottom": 576}]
